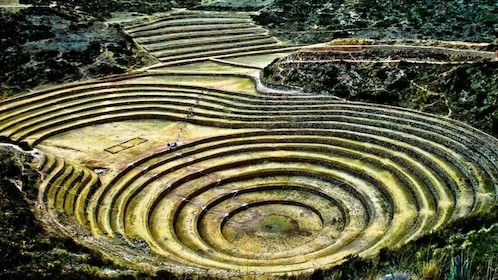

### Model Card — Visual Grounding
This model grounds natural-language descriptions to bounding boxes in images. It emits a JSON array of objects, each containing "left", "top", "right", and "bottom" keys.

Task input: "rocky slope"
[
  {"left": 254, "top": 0, "right": 498, "bottom": 44},
  {"left": 0, "top": 7, "right": 157, "bottom": 97}
]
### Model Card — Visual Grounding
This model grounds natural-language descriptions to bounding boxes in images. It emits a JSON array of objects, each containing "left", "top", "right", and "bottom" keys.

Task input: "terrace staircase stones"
[
  {"left": 1, "top": 9, "right": 498, "bottom": 278},
  {"left": 123, "top": 10, "right": 300, "bottom": 65}
]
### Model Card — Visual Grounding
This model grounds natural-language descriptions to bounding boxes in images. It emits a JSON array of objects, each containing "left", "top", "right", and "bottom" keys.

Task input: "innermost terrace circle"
[{"left": 221, "top": 203, "right": 324, "bottom": 253}]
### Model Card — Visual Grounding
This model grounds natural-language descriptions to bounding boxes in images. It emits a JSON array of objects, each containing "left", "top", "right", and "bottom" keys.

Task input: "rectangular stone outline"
[{"left": 104, "top": 137, "right": 147, "bottom": 154}]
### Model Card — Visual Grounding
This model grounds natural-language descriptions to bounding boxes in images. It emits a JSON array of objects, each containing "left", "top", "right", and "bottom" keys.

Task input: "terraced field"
[
  {"left": 124, "top": 10, "right": 300, "bottom": 66},
  {"left": 1, "top": 10, "right": 497, "bottom": 278}
]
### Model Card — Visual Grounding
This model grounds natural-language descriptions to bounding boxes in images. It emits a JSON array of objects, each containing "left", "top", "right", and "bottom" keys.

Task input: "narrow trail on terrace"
[{"left": 1, "top": 9, "right": 497, "bottom": 279}]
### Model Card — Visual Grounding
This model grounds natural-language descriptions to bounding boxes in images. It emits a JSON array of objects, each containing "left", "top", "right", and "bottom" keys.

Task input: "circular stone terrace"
[{"left": 1, "top": 9, "right": 497, "bottom": 279}]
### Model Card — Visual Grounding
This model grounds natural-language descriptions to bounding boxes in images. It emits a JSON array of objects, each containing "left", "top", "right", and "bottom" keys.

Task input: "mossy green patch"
[{"left": 260, "top": 214, "right": 298, "bottom": 233}]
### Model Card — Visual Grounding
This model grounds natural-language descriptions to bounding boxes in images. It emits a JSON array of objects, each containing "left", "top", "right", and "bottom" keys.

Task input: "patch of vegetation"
[
  {"left": 320, "top": 207, "right": 498, "bottom": 279},
  {"left": 0, "top": 147, "right": 97, "bottom": 279},
  {"left": 254, "top": 0, "right": 498, "bottom": 44},
  {"left": 0, "top": 6, "right": 157, "bottom": 97},
  {"left": 23, "top": 0, "right": 201, "bottom": 19},
  {"left": 201, "top": 0, "right": 274, "bottom": 11}
]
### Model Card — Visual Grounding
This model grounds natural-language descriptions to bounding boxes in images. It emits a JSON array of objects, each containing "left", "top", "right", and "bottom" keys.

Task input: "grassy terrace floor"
[{"left": 1, "top": 9, "right": 497, "bottom": 279}]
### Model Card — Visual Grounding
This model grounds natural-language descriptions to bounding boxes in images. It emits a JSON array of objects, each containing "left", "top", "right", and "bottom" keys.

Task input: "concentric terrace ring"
[
  {"left": 94, "top": 128, "right": 496, "bottom": 275},
  {"left": 2, "top": 70, "right": 496, "bottom": 277}
]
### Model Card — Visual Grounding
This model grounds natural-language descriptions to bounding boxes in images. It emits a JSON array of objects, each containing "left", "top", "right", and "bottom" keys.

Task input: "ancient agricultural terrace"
[{"left": 1, "top": 10, "right": 497, "bottom": 278}]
